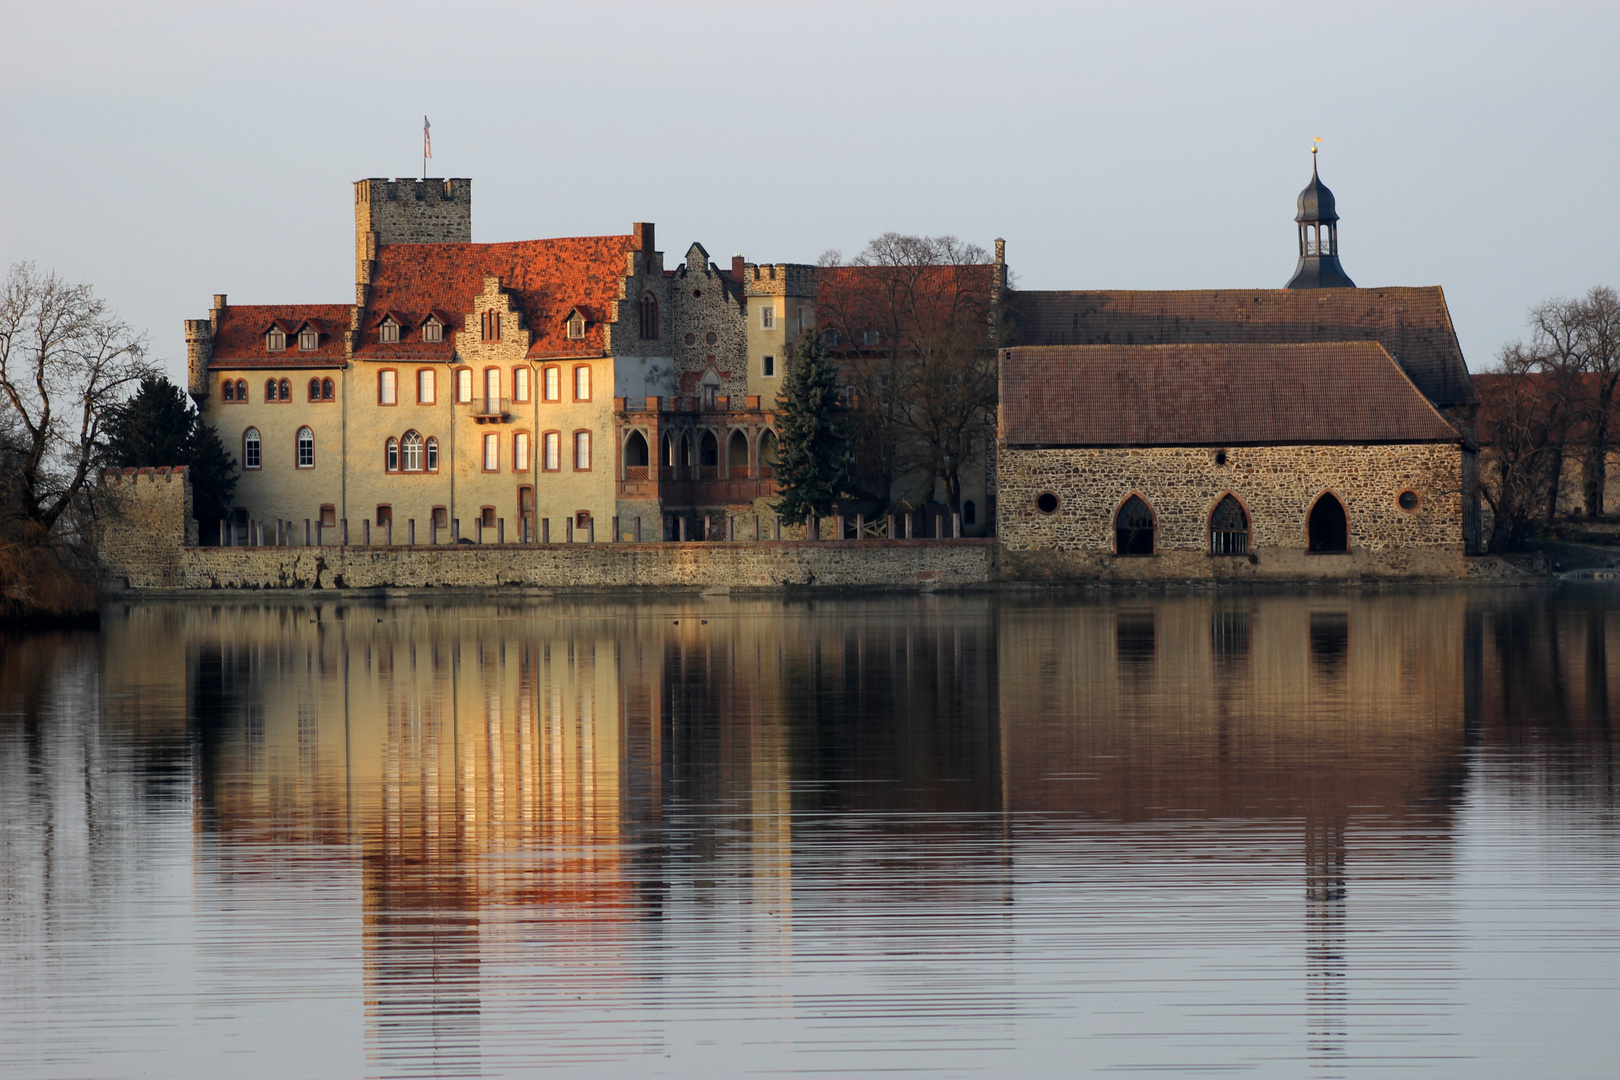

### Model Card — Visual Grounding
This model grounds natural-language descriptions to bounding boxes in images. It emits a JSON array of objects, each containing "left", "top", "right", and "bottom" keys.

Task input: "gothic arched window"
[
  {"left": 1115, "top": 495, "right": 1155, "bottom": 556},
  {"left": 1210, "top": 495, "right": 1249, "bottom": 555},
  {"left": 639, "top": 293, "right": 659, "bottom": 339},
  {"left": 401, "top": 431, "right": 422, "bottom": 472},
  {"left": 296, "top": 426, "right": 314, "bottom": 468}
]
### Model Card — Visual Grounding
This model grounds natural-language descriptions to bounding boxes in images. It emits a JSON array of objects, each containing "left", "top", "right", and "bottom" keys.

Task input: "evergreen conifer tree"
[
  {"left": 103, "top": 375, "right": 237, "bottom": 530},
  {"left": 772, "top": 328, "right": 850, "bottom": 526}
]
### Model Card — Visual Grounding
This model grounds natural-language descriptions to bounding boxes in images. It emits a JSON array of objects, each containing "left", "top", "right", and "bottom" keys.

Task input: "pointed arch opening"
[
  {"left": 1115, "top": 494, "right": 1155, "bottom": 556},
  {"left": 699, "top": 429, "right": 720, "bottom": 477},
  {"left": 624, "top": 430, "right": 650, "bottom": 480},
  {"left": 759, "top": 430, "right": 779, "bottom": 478},
  {"left": 1210, "top": 494, "right": 1250, "bottom": 555},
  {"left": 1308, "top": 492, "right": 1349, "bottom": 553},
  {"left": 727, "top": 430, "right": 749, "bottom": 478}
]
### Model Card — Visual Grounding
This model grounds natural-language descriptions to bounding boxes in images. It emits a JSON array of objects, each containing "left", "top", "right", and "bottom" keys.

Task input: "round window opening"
[
  {"left": 1398, "top": 490, "right": 1420, "bottom": 512},
  {"left": 692, "top": 289, "right": 702, "bottom": 298},
  {"left": 1036, "top": 492, "right": 1060, "bottom": 515},
  {"left": 683, "top": 332, "right": 696, "bottom": 346},
  {"left": 705, "top": 331, "right": 718, "bottom": 345},
  {"left": 1214, "top": 450, "right": 1228, "bottom": 466}
]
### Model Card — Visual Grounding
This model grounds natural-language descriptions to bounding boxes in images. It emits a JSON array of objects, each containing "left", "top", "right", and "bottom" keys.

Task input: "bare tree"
[
  {"left": 0, "top": 263, "right": 153, "bottom": 541},
  {"left": 815, "top": 235, "right": 998, "bottom": 518},
  {"left": 1478, "top": 342, "right": 1564, "bottom": 551},
  {"left": 1527, "top": 286, "right": 1620, "bottom": 516}
]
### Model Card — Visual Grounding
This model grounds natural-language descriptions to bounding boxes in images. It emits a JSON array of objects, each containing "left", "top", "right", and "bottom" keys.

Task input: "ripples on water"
[{"left": 1, "top": 588, "right": 1617, "bottom": 1078}]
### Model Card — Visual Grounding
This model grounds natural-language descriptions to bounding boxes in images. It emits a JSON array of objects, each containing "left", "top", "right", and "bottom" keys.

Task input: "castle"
[
  {"left": 130, "top": 158, "right": 1481, "bottom": 590},
  {"left": 184, "top": 178, "right": 994, "bottom": 549}
]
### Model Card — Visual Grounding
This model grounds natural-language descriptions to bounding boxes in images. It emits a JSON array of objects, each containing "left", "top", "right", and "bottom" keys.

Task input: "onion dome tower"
[{"left": 1285, "top": 147, "right": 1356, "bottom": 289}]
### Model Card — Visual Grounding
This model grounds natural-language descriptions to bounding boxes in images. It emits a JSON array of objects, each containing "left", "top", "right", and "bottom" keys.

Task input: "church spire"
[{"left": 1285, "top": 143, "right": 1356, "bottom": 289}]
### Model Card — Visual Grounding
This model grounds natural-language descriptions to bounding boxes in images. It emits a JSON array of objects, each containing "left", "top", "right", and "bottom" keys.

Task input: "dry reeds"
[{"left": 0, "top": 540, "right": 99, "bottom": 623}]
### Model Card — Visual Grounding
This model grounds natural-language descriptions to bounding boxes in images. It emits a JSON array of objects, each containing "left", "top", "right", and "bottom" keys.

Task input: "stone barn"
[{"left": 995, "top": 341, "right": 1472, "bottom": 580}]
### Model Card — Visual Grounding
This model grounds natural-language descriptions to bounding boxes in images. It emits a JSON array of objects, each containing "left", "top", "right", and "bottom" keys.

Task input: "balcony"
[{"left": 464, "top": 397, "right": 511, "bottom": 423}]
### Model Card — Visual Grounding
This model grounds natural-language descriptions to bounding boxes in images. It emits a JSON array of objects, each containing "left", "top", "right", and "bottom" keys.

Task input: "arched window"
[
  {"left": 243, "top": 427, "right": 261, "bottom": 469},
  {"left": 401, "top": 430, "right": 422, "bottom": 472},
  {"left": 278, "top": 378, "right": 291, "bottom": 400},
  {"left": 513, "top": 430, "right": 530, "bottom": 471},
  {"left": 425, "top": 437, "right": 439, "bottom": 472},
  {"left": 235, "top": 379, "right": 247, "bottom": 401},
  {"left": 542, "top": 431, "right": 560, "bottom": 471},
  {"left": 417, "top": 369, "right": 435, "bottom": 404},
  {"left": 1210, "top": 495, "right": 1249, "bottom": 555},
  {"left": 1308, "top": 493, "right": 1349, "bottom": 552},
  {"left": 573, "top": 430, "right": 591, "bottom": 471},
  {"left": 543, "top": 365, "right": 560, "bottom": 401},
  {"left": 681, "top": 432, "right": 694, "bottom": 468},
  {"left": 483, "top": 433, "right": 499, "bottom": 471},
  {"left": 296, "top": 426, "right": 314, "bottom": 468},
  {"left": 308, "top": 377, "right": 321, "bottom": 402},
  {"left": 513, "top": 366, "right": 530, "bottom": 403},
  {"left": 625, "top": 430, "right": 650, "bottom": 473},
  {"left": 321, "top": 378, "right": 334, "bottom": 400},
  {"left": 573, "top": 364, "right": 591, "bottom": 401},
  {"left": 385, "top": 437, "right": 399, "bottom": 472},
  {"left": 456, "top": 367, "right": 473, "bottom": 403},
  {"left": 379, "top": 369, "right": 397, "bottom": 405},
  {"left": 265, "top": 327, "right": 286, "bottom": 352},
  {"left": 699, "top": 430, "right": 719, "bottom": 467},
  {"left": 222, "top": 379, "right": 235, "bottom": 401},
  {"left": 1115, "top": 495, "right": 1155, "bottom": 556},
  {"left": 661, "top": 432, "right": 675, "bottom": 470},
  {"left": 484, "top": 367, "right": 500, "bottom": 410},
  {"left": 759, "top": 430, "right": 778, "bottom": 476},
  {"left": 727, "top": 430, "right": 749, "bottom": 477},
  {"left": 639, "top": 292, "right": 659, "bottom": 339},
  {"left": 265, "top": 378, "right": 278, "bottom": 401}
]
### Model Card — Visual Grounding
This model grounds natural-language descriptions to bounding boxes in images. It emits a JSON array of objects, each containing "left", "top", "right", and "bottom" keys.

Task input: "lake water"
[{"left": 1, "top": 588, "right": 1617, "bottom": 1078}]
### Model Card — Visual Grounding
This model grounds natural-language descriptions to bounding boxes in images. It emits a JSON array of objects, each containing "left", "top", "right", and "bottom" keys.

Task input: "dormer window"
[
  {"left": 379, "top": 319, "right": 399, "bottom": 343},
  {"left": 566, "top": 311, "right": 587, "bottom": 340},
  {"left": 298, "top": 327, "right": 318, "bottom": 351},
  {"left": 422, "top": 318, "right": 443, "bottom": 343},
  {"left": 266, "top": 328, "right": 286, "bottom": 352}
]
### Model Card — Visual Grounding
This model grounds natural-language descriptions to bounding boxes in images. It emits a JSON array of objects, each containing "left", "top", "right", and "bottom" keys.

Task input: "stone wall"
[
  {"left": 100, "top": 467, "right": 196, "bottom": 578},
  {"left": 996, "top": 442, "right": 1467, "bottom": 579}
]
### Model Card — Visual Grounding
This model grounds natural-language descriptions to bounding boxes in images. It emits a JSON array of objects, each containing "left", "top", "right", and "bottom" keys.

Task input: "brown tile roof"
[
  {"left": 355, "top": 236, "right": 637, "bottom": 361},
  {"left": 1001, "top": 342, "right": 1464, "bottom": 447},
  {"left": 210, "top": 304, "right": 351, "bottom": 367},
  {"left": 1008, "top": 287, "right": 1478, "bottom": 408}
]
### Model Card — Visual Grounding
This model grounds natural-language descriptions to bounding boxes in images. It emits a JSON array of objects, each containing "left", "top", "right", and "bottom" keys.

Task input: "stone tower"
[{"left": 354, "top": 178, "right": 472, "bottom": 286}]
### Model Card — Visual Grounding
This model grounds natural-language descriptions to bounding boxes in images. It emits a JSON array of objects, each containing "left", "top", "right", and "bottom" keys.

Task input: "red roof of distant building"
[
  {"left": 355, "top": 236, "right": 637, "bottom": 361},
  {"left": 1001, "top": 342, "right": 1463, "bottom": 447},
  {"left": 1009, "top": 287, "right": 1478, "bottom": 408},
  {"left": 210, "top": 305, "right": 350, "bottom": 367}
]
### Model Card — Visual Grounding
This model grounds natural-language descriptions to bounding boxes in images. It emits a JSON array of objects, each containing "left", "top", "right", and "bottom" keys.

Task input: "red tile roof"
[
  {"left": 816, "top": 263, "right": 999, "bottom": 348},
  {"left": 355, "top": 236, "right": 637, "bottom": 361},
  {"left": 1009, "top": 287, "right": 1477, "bottom": 408},
  {"left": 210, "top": 304, "right": 351, "bottom": 367},
  {"left": 1001, "top": 342, "right": 1463, "bottom": 447}
]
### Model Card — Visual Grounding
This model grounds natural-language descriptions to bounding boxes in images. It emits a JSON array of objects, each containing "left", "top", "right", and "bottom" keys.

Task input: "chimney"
[
  {"left": 731, "top": 254, "right": 745, "bottom": 280},
  {"left": 633, "top": 222, "right": 655, "bottom": 255}
]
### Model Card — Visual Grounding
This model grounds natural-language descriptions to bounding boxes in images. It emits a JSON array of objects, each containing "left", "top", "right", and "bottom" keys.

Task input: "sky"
[{"left": 2, "top": 0, "right": 1616, "bottom": 383}]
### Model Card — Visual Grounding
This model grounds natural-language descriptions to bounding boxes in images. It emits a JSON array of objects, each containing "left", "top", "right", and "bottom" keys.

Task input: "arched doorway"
[
  {"left": 1115, "top": 495, "right": 1155, "bottom": 555},
  {"left": 624, "top": 430, "right": 649, "bottom": 478},
  {"left": 1308, "top": 493, "right": 1348, "bottom": 552},
  {"left": 1210, "top": 494, "right": 1249, "bottom": 555},
  {"left": 728, "top": 430, "right": 750, "bottom": 478}
]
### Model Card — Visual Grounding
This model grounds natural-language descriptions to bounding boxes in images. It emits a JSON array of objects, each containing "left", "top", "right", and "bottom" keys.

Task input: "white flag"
[{"left": 424, "top": 116, "right": 432, "bottom": 159}]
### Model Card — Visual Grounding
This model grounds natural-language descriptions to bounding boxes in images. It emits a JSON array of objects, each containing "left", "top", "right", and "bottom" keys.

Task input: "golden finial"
[{"left": 1311, "top": 136, "right": 1322, "bottom": 155}]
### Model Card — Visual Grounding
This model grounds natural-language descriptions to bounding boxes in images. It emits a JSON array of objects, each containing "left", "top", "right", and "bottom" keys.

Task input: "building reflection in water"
[{"left": 41, "top": 585, "right": 1615, "bottom": 1072}]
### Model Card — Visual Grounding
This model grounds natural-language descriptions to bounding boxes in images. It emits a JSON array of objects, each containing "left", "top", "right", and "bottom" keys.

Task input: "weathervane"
[{"left": 1311, "top": 136, "right": 1322, "bottom": 156}]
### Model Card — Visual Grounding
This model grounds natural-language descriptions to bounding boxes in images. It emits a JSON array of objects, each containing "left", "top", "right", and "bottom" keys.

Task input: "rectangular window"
[
  {"left": 266, "top": 328, "right": 285, "bottom": 352},
  {"left": 422, "top": 320, "right": 442, "bottom": 342},
  {"left": 762, "top": 354, "right": 776, "bottom": 377},
  {"left": 379, "top": 370, "right": 397, "bottom": 405},
  {"left": 543, "top": 366, "right": 560, "bottom": 401},
  {"left": 483, "top": 433, "right": 498, "bottom": 471},
  {"left": 299, "top": 328, "right": 317, "bottom": 351},
  {"left": 320, "top": 505, "right": 336, "bottom": 528},
  {"left": 514, "top": 431, "right": 530, "bottom": 471},
  {"left": 377, "top": 505, "right": 392, "bottom": 527},
  {"left": 380, "top": 321, "right": 399, "bottom": 343},
  {"left": 543, "top": 431, "right": 560, "bottom": 471},
  {"left": 574, "top": 365, "right": 590, "bottom": 402},
  {"left": 513, "top": 367, "right": 530, "bottom": 402},
  {"left": 761, "top": 306, "right": 774, "bottom": 329},
  {"left": 484, "top": 368, "right": 500, "bottom": 407},
  {"left": 456, "top": 368, "right": 472, "bottom": 403},
  {"left": 573, "top": 430, "right": 591, "bottom": 471},
  {"left": 417, "top": 369, "right": 435, "bottom": 404}
]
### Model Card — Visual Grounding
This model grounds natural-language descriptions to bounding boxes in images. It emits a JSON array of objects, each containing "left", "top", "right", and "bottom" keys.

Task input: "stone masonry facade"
[{"left": 997, "top": 443, "right": 1467, "bottom": 579}]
